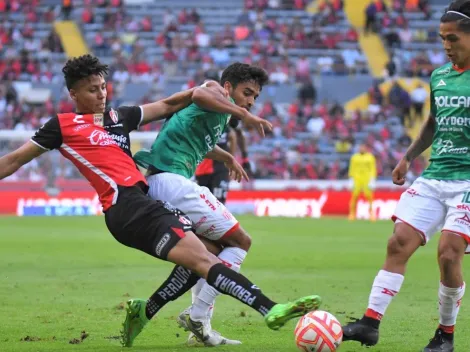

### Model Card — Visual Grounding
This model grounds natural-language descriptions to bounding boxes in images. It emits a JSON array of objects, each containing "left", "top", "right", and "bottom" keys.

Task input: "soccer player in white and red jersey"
[
  {"left": 0, "top": 54, "right": 321, "bottom": 348},
  {"left": 342, "top": 2, "right": 470, "bottom": 351}
]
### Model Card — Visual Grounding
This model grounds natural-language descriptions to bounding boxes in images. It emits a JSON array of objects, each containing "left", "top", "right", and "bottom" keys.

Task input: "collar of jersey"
[{"left": 452, "top": 64, "right": 470, "bottom": 73}]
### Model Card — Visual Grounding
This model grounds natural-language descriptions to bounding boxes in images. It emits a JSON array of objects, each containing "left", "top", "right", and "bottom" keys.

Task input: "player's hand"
[
  {"left": 225, "top": 156, "right": 249, "bottom": 183},
  {"left": 241, "top": 111, "right": 273, "bottom": 138},
  {"left": 392, "top": 158, "right": 410, "bottom": 186}
]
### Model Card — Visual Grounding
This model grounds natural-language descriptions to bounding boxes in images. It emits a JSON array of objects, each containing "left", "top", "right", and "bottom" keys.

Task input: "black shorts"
[
  {"left": 104, "top": 184, "right": 193, "bottom": 260},
  {"left": 196, "top": 171, "right": 230, "bottom": 204}
]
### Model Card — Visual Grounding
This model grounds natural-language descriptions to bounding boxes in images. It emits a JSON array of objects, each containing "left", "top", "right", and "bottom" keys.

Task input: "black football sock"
[
  {"left": 145, "top": 265, "right": 200, "bottom": 319},
  {"left": 206, "top": 263, "right": 276, "bottom": 316}
]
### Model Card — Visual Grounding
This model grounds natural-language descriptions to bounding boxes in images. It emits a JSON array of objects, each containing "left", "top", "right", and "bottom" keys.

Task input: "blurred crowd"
[
  {"left": 247, "top": 82, "right": 426, "bottom": 180},
  {"left": 0, "top": 0, "right": 428, "bottom": 183},
  {"left": 364, "top": 0, "right": 444, "bottom": 78}
]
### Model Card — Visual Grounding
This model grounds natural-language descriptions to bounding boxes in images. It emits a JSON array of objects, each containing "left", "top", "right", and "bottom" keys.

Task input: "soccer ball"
[{"left": 294, "top": 311, "right": 343, "bottom": 352}]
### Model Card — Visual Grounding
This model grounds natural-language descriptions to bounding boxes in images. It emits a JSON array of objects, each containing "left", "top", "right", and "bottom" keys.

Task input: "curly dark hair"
[
  {"left": 62, "top": 54, "right": 109, "bottom": 90},
  {"left": 442, "top": 0, "right": 470, "bottom": 32},
  {"left": 220, "top": 62, "right": 269, "bottom": 90}
]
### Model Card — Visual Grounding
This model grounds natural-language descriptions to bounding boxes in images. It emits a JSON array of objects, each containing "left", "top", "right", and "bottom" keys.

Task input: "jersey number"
[{"left": 462, "top": 192, "right": 470, "bottom": 204}]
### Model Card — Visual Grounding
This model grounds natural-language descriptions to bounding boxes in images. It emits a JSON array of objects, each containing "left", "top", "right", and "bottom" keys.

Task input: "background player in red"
[{"left": 0, "top": 54, "right": 322, "bottom": 348}]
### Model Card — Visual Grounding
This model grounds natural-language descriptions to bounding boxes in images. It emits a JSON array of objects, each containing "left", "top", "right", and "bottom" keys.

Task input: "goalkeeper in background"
[{"left": 348, "top": 144, "right": 377, "bottom": 221}]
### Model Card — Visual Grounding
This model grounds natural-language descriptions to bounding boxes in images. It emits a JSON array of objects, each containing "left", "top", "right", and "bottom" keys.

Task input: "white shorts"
[
  {"left": 147, "top": 172, "right": 239, "bottom": 241},
  {"left": 393, "top": 177, "right": 470, "bottom": 253}
]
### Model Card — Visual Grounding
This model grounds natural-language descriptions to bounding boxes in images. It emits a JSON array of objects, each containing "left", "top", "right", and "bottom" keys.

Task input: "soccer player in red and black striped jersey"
[{"left": 0, "top": 55, "right": 321, "bottom": 347}]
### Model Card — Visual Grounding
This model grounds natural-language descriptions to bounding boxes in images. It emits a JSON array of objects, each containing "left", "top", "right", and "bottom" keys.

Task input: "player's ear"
[
  {"left": 223, "top": 81, "right": 232, "bottom": 94},
  {"left": 69, "top": 89, "right": 77, "bottom": 102}
]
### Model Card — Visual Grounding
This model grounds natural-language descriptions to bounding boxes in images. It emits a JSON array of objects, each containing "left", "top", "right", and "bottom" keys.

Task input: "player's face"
[
  {"left": 227, "top": 81, "right": 260, "bottom": 112},
  {"left": 70, "top": 74, "right": 107, "bottom": 114},
  {"left": 439, "top": 21, "right": 470, "bottom": 68}
]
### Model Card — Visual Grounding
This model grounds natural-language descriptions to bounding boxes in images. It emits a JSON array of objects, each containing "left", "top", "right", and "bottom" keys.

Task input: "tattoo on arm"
[{"left": 404, "top": 115, "right": 435, "bottom": 162}]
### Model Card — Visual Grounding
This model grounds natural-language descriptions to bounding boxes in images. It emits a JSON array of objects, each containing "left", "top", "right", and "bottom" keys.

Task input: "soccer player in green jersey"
[
  {"left": 120, "top": 63, "right": 322, "bottom": 347},
  {"left": 343, "top": 2, "right": 470, "bottom": 351}
]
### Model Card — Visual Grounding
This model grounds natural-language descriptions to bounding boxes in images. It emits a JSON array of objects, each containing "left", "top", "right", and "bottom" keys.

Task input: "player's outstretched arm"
[
  {"left": 140, "top": 89, "right": 196, "bottom": 126},
  {"left": 0, "top": 142, "right": 46, "bottom": 180},
  {"left": 192, "top": 87, "right": 272, "bottom": 137},
  {"left": 140, "top": 81, "right": 223, "bottom": 126}
]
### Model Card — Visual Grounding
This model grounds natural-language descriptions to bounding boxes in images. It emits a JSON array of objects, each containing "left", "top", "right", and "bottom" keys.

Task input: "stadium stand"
[{"left": 0, "top": 0, "right": 432, "bottom": 184}]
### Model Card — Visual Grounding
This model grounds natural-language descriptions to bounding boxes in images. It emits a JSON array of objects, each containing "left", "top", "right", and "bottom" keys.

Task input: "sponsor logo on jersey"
[
  {"left": 436, "top": 116, "right": 470, "bottom": 127},
  {"left": 110, "top": 109, "right": 119, "bottom": 124},
  {"left": 88, "top": 130, "right": 117, "bottom": 146},
  {"left": 93, "top": 114, "right": 104, "bottom": 126},
  {"left": 105, "top": 123, "right": 123, "bottom": 129},
  {"left": 435, "top": 96, "right": 470, "bottom": 108},
  {"left": 155, "top": 233, "right": 171, "bottom": 256},
  {"left": 73, "top": 123, "right": 91, "bottom": 132},
  {"left": 88, "top": 130, "right": 128, "bottom": 147},
  {"left": 73, "top": 115, "right": 85, "bottom": 124},
  {"left": 437, "top": 79, "right": 446, "bottom": 87},
  {"left": 437, "top": 67, "right": 451, "bottom": 75},
  {"left": 435, "top": 139, "right": 468, "bottom": 156}
]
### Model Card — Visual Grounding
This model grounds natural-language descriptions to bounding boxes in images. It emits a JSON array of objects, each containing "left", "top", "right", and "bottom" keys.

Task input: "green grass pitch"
[{"left": 1, "top": 216, "right": 469, "bottom": 352}]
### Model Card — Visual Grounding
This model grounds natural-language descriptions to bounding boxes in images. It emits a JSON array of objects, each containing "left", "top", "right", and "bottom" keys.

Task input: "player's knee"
[
  {"left": 386, "top": 235, "right": 407, "bottom": 257},
  {"left": 438, "top": 244, "right": 462, "bottom": 270},
  {"left": 221, "top": 228, "right": 251, "bottom": 251},
  {"left": 191, "top": 250, "right": 220, "bottom": 278},
  {"left": 387, "top": 231, "right": 415, "bottom": 259}
]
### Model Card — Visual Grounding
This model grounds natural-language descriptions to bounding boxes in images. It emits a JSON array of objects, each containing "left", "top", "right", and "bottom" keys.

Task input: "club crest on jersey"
[
  {"left": 94, "top": 114, "right": 104, "bottom": 127},
  {"left": 109, "top": 109, "right": 118, "bottom": 124}
]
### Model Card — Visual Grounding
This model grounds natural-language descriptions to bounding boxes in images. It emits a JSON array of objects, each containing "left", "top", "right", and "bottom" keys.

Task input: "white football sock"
[
  {"left": 191, "top": 279, "right": 205, "bottom": 305},
  {"left": 366, "top": 270, "right": 404, "bottom": 319},
  {"left": 439, "top": 282, "right": 465, "bottom": 327},
  {"left": 190, "top": 247, "right": 246, "bottom": 322}
]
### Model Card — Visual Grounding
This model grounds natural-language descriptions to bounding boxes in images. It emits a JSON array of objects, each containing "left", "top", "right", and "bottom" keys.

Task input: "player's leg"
[
  {"left": 148, "top": 174, "right": 251, "bottom": 315},
  {"left": 363, "top": 186, "right": 375, "bottom": 221},
  {"left": 166, "top": 231, "right": 322, "bottom": 339},
  {"left": 423, "top": 193, "right": 470, "bottom": 352},
  {"left": 192, "top": 173, "right": 228, "bottom": 311},
  {"left": 422, "top": 232, "right": 466, "bottom": 352},
  {"left": 187, "top": 184, "right": 251, "bottom": 328},
  {"left": 109, "top": 192, "right": 321, "bottom": 347},
  {"left": 349, "top": 181, "right": 360, "bottom": 220},
  {"left": 145, "top": 237, "right": 222, "bottom": 322},
  {"left": 186, "top": 172, "right": 231, "bottom": 345},
  {"left": 342, "top": 178, "right": 446, "bottom": 346}
]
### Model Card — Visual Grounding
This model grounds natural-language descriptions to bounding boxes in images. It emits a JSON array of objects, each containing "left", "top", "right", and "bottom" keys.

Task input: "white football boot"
[{"left": 177, "top": 307, "right": 242, "bottom": 346}]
